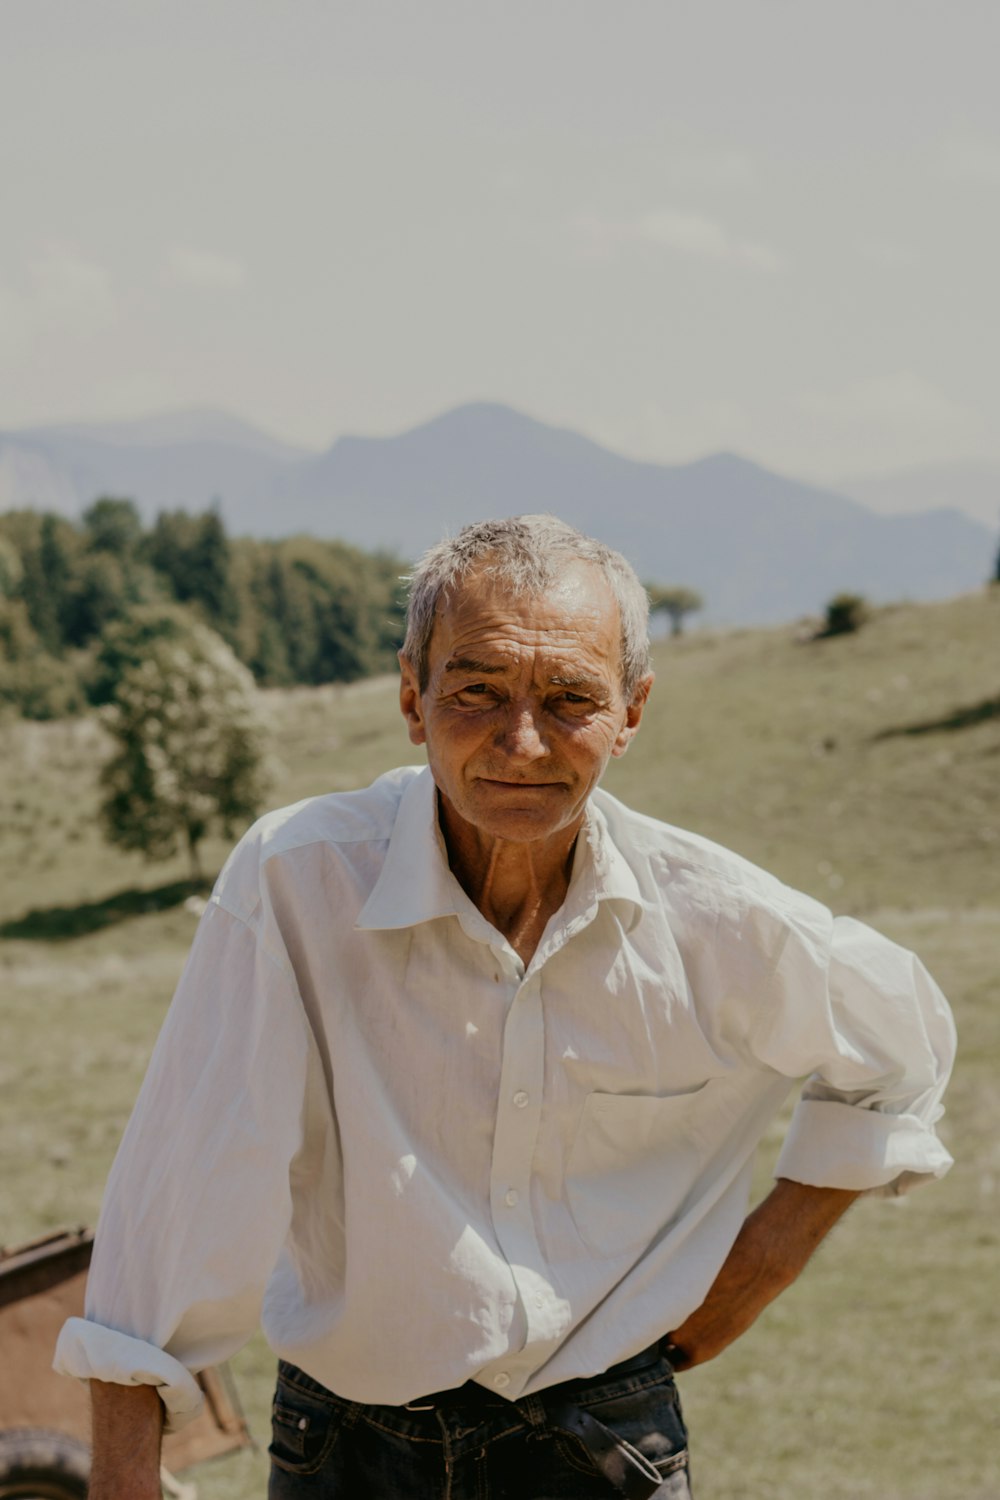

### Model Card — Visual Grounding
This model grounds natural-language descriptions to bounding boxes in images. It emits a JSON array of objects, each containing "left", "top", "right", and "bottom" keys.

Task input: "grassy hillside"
[{"left": 1, "top": 590, "right": 997, "bottom": 1498}]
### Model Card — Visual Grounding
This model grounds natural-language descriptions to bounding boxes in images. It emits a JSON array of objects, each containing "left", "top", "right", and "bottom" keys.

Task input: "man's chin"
[
  {"left": 460, "top": 783, "right": 582, "bottom": 841},
  {"left": 433, "top": 774, "right": 589, "bottom": 843}
]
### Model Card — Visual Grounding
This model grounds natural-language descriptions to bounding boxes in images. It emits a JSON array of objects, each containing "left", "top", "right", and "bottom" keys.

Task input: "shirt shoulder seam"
[{"left": 207, "top": 892, "right": 297, "bottom": 982}]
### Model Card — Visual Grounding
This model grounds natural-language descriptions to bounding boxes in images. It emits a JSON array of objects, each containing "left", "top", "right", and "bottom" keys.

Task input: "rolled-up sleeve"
[
  {"left": 750, "top": 909, "right": 956, "bottom": 1196},
  {"left": 54, "top": 894, "right": 312, "bottom": 1427}
]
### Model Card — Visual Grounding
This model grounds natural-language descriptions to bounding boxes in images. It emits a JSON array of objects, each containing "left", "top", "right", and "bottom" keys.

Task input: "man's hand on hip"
[{"left": 665, "top": 1178, "right": 860, "bottom": 1371}]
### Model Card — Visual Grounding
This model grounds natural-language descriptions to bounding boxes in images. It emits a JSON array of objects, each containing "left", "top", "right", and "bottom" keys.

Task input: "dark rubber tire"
[{"left": 0, "top": 1428, "right": 91, "bottom": 1499}]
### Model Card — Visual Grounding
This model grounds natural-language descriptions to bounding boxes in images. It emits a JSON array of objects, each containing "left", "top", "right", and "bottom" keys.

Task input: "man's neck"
[{"left": 438, "top": 793, "right": 582, "bottom": 965}]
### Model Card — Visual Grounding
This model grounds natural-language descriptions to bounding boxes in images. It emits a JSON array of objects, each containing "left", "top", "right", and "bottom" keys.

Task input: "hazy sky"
[{"left": 2, "top": 0, "right": 998, "bottom": 481}]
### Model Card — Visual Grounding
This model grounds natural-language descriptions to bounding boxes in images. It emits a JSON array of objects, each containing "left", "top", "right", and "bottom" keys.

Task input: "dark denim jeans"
[{"left": 268, "top": 1347, "right": 692, "bottom": 1499}]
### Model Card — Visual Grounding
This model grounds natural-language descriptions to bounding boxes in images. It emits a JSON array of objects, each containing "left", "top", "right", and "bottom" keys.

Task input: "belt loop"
[{"left": 514, "top": 1393, "right": 548, "bottom": 1431}]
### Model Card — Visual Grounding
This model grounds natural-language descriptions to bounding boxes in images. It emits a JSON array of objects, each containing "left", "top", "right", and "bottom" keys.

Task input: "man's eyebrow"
[
  {"left": 548, "top": 673, "right": 604, "bottom": 693},
  {"left": 443, "top": 658, "right": 608, "bottom": 694},
  {"left": 443, "top": 657, "right": 509, "bottom": 676}
]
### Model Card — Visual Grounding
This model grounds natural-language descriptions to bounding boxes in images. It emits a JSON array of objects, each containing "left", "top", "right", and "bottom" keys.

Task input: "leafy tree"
[
  {"left": 647, "top": 583, "right": 704, "bottom": 638},
  {"left": 0, "top": 596, "right": 84, "bottom": 719},
  {"left": 0, "top": 648, "right": 84, "bottom": 720},
  {"left": 0, "top": 535, "right": 23, "bottom": 598},
  {"left": 63, "top": 551, "right": 127, "bottom": 649},
  {"left": 259, "top": 548, "right": 320, "bottom": 683},
  {"left": 82, "top": 497, "right": 144, "bottom": 557},
  {"left": 98, "top": 613, "right": 272, "bottom": 878},
  {"left": 188, "top": 508, "right": 237, "bottom": 629},
  {"left": 288, "top": 543, "right": 375, "bottom": 683},
  {"left": 143, "top": 507, "right": 236, "bottom": 631},
  {"left": 88, "top": 602, "right": 196, "bottom": 705},
  {"left": 18, "top": 513, "right": 79, "bottom": 651},
  {"left": 235, "top": 538, "right": 406, "bottom": 688},
  {"left": 0, "top": 504, "right": 408, "bottom": 716}
]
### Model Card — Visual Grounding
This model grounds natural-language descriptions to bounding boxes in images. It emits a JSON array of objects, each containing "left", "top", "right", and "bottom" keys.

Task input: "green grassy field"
[{"left": 2, "top": 591, "right": 998, "bottom": 1497}]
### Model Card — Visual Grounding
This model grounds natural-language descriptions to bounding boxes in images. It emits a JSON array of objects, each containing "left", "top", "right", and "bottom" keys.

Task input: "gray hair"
[{"left": 402, "top": 514, "right": 651, "bottom": 699}]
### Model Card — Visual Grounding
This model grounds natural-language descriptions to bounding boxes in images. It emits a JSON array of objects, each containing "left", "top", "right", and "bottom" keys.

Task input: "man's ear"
[
  {"left": 611, "top": 672, "right": 654, "bottom": 759},
  {"left": 398, "top": 653, "right": 427, "bottom": 746}
]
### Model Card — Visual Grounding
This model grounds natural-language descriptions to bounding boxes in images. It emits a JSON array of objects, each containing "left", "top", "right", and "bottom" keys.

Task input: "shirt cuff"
[
  {"left": 53, "top": 1318, "right": 204, "bottom": 1432},
  {"left": 773, "top": 1098, "right": 954, "bottom": 1197}
]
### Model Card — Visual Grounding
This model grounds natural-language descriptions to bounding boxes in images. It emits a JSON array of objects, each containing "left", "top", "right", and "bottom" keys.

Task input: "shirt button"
[
  {"left": 512, "top": 1090, "right": 529, "bottom": 1108},
  {"left": 504, "top": 1189, "right": 519, "bottom": 1207},
  {"left": 533, "top": 1294, "right": 545, "bottom": 1309},
  {"left": 493, "top": 1371, "right": 511, "bottom": 1389}
]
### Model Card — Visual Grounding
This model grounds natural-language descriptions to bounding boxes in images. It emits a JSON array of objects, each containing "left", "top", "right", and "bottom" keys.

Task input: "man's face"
[{"left": 399, "top": 561, "right": 652, "bottom": 850}]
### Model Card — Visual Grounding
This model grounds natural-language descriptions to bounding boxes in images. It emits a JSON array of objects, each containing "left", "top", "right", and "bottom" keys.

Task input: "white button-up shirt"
[{"left": 55, "top": 766, "right": 955, "bottom": 1426}]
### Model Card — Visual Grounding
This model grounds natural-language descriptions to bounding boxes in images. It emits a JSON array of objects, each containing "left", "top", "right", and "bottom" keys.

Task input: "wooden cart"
[{"left": 0, "top": 1227, "right": 254, "bottom": 1497}]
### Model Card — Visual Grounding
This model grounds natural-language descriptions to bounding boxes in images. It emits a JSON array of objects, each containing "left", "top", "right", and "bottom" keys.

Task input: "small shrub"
[{"left": 820, "top": 593, "right": 869, "bottom": 638}]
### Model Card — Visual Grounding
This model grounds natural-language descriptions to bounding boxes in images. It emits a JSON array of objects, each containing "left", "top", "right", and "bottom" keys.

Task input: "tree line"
[{"left": 0, "top": 499, "right": 408, "bottom": 719}]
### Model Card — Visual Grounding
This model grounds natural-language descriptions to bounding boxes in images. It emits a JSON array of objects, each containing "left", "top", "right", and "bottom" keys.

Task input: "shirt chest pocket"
[{"left": 565, "top": 1087, "right": 712, "bottom": 1258}]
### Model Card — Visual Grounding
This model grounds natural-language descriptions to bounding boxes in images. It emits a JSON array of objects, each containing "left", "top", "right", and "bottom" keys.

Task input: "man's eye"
[{"left": 559, "top": 693, "right": 592, "bottom": 707}]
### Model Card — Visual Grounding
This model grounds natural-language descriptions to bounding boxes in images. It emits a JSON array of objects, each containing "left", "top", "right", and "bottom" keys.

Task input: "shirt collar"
[
  {"left": 355, "top": 765, "right": 643, "bottom": 935},
  {"left": 568, "top": 795, "right": 644, "bottom": 934},
  {"left": 356, "top": 768, "right": 462, "bottom": 930}
]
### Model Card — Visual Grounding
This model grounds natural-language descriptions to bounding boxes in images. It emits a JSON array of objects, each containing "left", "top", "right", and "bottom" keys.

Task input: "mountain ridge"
[
  {"left": 0, "top": 401, "right": 993, "bottom": 626},
  {"left": 837, "top": 460, "right": 1000, "bottom": 529}
]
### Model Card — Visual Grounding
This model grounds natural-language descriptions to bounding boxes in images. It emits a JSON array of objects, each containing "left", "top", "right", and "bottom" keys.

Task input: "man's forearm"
[
  {"left": 89, "top": 1379, "right": 164, "bottom": 1500},
  {"left": 666, "top": 1178, "right": 860, "bottom": 1370}
]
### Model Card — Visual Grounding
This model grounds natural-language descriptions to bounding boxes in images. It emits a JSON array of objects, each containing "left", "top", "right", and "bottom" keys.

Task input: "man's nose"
[{"left": 496, "top": 703, "right": 548, "bottom": 760}]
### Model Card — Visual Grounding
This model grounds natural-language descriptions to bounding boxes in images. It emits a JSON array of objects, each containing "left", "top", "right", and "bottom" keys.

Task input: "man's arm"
[
  {"left": 55, "top": 897, "right": 312, "bottom": 1442},
  {"left": 89, "top": 1380, "right": 164, "bottom": 1500},
  {"left": 665, "top": 1178, "right": 859, "bottom": 1370}
]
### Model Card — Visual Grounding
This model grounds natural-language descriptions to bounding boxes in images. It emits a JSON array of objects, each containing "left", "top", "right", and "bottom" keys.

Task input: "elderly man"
[{"left": 57, "top": 515, "right": 955, "bottom": 1499}]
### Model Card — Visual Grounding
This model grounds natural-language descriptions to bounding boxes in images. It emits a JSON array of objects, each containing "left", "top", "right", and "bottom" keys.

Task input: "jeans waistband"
[
  {"left": 405, "top": 1334, "right": 673, "bottom": 1412},
  {"left": 276, "top": 1343, "right": 677, "bottom": 1500}
]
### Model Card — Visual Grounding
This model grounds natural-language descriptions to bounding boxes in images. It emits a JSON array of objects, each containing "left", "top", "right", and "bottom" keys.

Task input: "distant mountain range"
[
  {"left": 1, "top": 402, "right": 995, "bottom": 626},
  {"left": 836, "top": 461, "right": 1000, "bottom": 529}
]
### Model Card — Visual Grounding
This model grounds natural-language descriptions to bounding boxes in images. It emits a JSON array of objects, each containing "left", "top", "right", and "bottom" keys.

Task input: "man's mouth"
[{"left": 478, "top": 778, "right": 561, "bottom": 788}]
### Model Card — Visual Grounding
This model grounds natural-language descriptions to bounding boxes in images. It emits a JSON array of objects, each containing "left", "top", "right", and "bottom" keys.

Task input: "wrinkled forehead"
[{"left": 429, "top": 560, "right": 623, "bottom": 671}]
